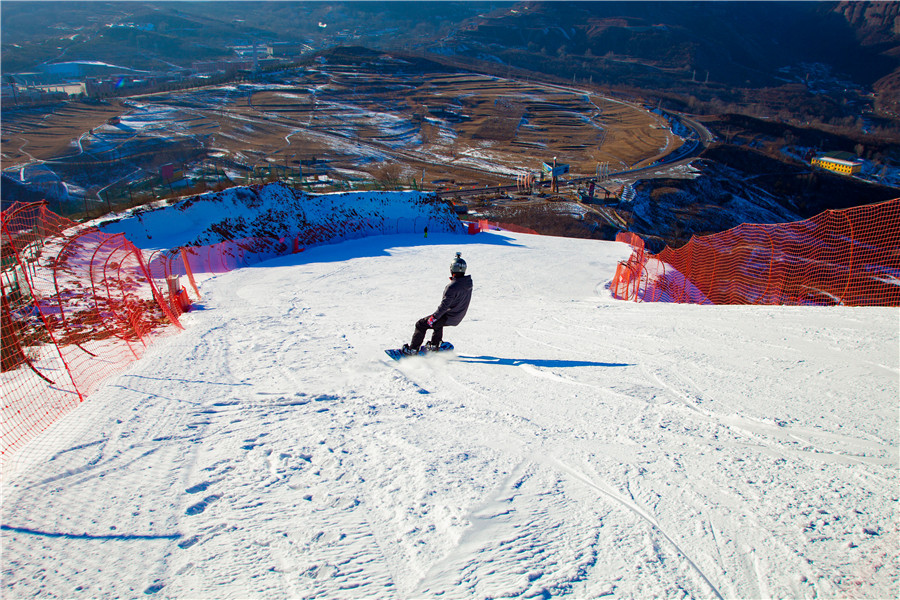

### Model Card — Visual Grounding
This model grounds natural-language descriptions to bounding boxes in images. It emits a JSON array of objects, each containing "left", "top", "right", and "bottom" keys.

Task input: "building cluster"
[
  {"left": 3, "top": 41, "right": 312, "bottom": 106},
  {"left": 1, "top": 84, "right": 69, "bottom": 105}
]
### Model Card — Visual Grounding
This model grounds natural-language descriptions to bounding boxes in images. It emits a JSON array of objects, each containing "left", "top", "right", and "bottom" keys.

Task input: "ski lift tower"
[{"left": 541, "top": 157, "right": 569, "bottom": 193}]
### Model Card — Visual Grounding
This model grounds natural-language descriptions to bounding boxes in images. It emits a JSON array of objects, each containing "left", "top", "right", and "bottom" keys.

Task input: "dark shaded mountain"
[
  {"left": 435, "top": 1, "right": 899, "bottom": 89},
  {"left": 831, "top": 1, "right": 900, "bottom": 116},
  {"left": 5, "top": 2, "right": 897, "bottom": 84}
]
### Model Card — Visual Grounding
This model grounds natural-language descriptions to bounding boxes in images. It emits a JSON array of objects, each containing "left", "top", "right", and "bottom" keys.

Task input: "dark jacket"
[{"left": 434, "top": 275, "right": 473, "bottom": 326}]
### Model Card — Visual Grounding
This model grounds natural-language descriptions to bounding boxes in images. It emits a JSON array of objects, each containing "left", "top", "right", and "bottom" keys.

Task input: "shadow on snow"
[
  {"left": 457, "top": 355, "right": 633, "bottom": 369},
  {"left": 1, "top": 524, "right": 181, "bottom": 541},
  {"left": 243, "top": 230, "right": 526, "bottom": 269}
]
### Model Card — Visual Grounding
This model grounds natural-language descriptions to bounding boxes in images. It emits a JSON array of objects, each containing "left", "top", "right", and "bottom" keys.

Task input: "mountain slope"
[
  {"left": 443, "top": 1, "right": 899, "bottom": 88},
  {"left": 2, "top": 226, "right": 897, "bottom": 599}
]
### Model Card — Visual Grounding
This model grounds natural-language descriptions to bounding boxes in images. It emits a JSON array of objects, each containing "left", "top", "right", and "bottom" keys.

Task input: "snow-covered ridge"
[{"left": 97, "top": 183, "right": 463, "bottom": 251}]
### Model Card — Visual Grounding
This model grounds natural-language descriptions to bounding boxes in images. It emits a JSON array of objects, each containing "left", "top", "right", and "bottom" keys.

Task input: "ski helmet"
[{"left": 450, "top": 252, "right": 467, "bottom": 275}]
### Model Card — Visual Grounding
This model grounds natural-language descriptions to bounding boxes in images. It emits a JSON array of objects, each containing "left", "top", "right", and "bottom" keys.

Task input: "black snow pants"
[{"left": 410, "top": 314, "right": 450, "bottom": 349}]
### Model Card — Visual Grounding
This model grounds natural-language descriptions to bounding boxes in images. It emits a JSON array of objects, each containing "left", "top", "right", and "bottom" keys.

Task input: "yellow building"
[{"left": 811, "top": 156, "right": 863, "bottom": 175}]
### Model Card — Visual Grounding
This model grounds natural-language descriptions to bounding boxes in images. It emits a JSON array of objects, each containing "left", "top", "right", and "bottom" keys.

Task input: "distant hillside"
[
  {"left": 418, "top": 1, "right": 900, "bottom": 127},
  {"left": 0, "top": 1, "right": 491, "bottom": 73},
  {"left": 6, "top": 2, "right": 896, "bottom": 86},
  {"left": 4, "top": 1, "right": 897, "bottom": 124},
  {"left": 833, "top": 1, "right": 900, "bottom": 116},
  {"left": 438, "top": 1, "right": 898, "bottom": 88},
  {"left": 834, "top": 0, "right": 900, "bottom": 47}
]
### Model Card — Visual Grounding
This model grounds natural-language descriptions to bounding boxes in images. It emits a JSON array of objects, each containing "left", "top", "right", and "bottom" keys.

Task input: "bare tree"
[{"left": 370, "top": 162, "right": 403, "bottom": 188}]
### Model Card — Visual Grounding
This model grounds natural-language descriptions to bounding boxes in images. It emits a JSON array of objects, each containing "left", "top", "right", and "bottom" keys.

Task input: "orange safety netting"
[
  {"left": 612, "top": 198, "right": 900, "bottom": 306},
  {"left": 2, "top": 205, "right": 466, "bottom": 466},
  {"left": 2, "top": 202, "right": 183, "bottom": 465}
]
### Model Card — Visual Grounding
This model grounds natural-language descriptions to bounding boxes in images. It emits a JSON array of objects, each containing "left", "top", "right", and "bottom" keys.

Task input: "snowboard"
[{"left": 385, "top": 341, "right": 454, "bottom": 361}]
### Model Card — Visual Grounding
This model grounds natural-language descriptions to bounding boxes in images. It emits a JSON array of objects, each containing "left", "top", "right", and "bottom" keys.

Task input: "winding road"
[{"left": 435, "top": 108, "right": 713, "bottom": 200}]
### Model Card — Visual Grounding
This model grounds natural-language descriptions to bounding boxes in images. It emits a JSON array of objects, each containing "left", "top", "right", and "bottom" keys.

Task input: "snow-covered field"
[{"left": 2, "top": 227, "right": 898, "bottom": 599}]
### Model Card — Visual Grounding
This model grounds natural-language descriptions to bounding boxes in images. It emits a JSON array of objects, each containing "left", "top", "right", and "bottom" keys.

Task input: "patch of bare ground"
[
  {"left": 1, "top": 101, "right": 124, "bottom": 165},
  {"left": 476, "top": 200, "right": 618, "bottom": 240}
]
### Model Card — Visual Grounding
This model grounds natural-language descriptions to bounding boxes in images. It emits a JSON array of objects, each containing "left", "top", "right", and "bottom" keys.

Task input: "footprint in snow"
[
  {"left": 185, "top": 481, "right": 213, "bottom": 494},
  {"left": 144, "top": 582, "right": 165, "bottom": 594},
  {"left": 177, "top": 535, "right": 200, "bottom": 549},
  {"left": 185, "top": 494, "right": 221, "bottom": 516}
]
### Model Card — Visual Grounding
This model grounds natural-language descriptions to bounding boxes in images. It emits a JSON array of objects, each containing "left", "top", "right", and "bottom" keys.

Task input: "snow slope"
[
  {"left": 2, "top": 228, "right": 898, "bottom": 599},
  {"left": 97, "top": 184, "right": 462, "bottom": 251}
]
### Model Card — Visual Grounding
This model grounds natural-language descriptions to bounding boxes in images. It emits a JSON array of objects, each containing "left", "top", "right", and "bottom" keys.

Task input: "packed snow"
[{"left": 2, "top": 196, "right": 898, "bottom": 599}]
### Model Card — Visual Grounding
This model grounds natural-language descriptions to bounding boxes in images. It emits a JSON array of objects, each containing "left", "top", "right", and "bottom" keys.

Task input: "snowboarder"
[
  {"left": 423, "top": 226, "right": 428, "bottom": 239},
  {"left": 401, "top": 252, "right": 472, "bottom": 355}
]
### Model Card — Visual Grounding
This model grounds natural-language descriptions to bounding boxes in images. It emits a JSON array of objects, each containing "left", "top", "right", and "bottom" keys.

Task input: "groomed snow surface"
[{"left": 3, "top": 230, "right": 898, "bottom": 599}]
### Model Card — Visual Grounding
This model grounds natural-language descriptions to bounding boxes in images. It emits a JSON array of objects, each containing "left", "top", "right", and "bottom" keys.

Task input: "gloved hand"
[{"left": 427, "top": 315, "right": 436, "bottom": 326}]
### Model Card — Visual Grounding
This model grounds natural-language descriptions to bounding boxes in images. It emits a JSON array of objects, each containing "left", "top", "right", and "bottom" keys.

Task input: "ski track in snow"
[{"left": 2, "top": 230, "right": 898, "bottom": 599}]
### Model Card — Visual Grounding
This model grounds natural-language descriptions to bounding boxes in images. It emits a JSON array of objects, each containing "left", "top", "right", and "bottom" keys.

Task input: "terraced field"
[
  {"left": 1, "top": 102, "right": 125, "bottom": 164},
  {"left": 241, "top": 69, "right": 678, "bottom": 181},
  {"left": 2, "top": 57, "right": 680, "bottom": 210}
]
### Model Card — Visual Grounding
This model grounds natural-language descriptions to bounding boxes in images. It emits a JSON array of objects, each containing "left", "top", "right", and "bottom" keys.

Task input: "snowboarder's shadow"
[{"left": 457, "top": 355, "right": 632, "bottom": 368}]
